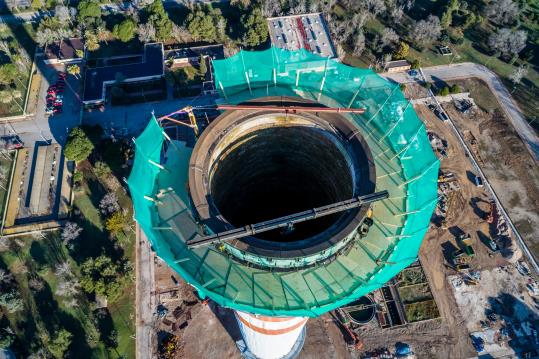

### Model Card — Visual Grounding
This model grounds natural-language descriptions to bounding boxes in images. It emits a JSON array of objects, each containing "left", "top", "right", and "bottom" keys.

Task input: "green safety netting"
[{"left": 128, "top": 47, "right": 439, "bottom": 317}]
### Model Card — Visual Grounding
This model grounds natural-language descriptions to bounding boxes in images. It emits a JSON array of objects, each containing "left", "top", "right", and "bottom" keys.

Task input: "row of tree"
[{"left": 33, "top": 0, "right": 269, "bottom": 52}]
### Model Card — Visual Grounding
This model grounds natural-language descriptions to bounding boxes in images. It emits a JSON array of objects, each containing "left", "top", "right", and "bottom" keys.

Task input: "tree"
[
  {"left": 64, "top": 127, "right": 94, "bottom": 162},
  {"left": 80, "top": 255, "right": 128, "bottom": 301},
  {"left": 67, "top": 64, "right": 81, "bottom": 79},
  {"left": 31, "top": 0, "right": 43, "bottom": 10},
  {"left": 77, "top": 0, "right": 101, "bottom": 22},
  {"left": 394, "top": 41, "right": 409, "bottom": 59},
  {"left": 35, "top": 28, "right": 55, "bottom": 48},
  {"left": 353, "top": 31, "right": 366, "bottom": 56},
  {"left": 439, "top": 86, "right": 450, "bottom": 96},
  {"left": 0, "top": 64, "right": 18, "bottom": 85},
  {"left": 145, "top": 0, "right": 173, "bottom": 41},
  {"left": 84, "top": 30, "right": 100, "bottom": 52},
  {"left": 411, "top": 15, "right": 442, "bottom": 49},
  {"left": 99, "top": 192, "right": 119, "bottom": 215},
  {"left": 0, "top": 291, "right": 23, "bottom": 313},
  {"left": 0, "top": 328, "right": 15, "bottom": 349},
  {"left": 94, "top": 161, "right": 111, "bottom": 177},
  {"left": 113, "top": 19, "right": 137, "bottom": 43},
  {"left": 488, "top": 28, "right": 527, "bottom": 58},
  {"left": 48, "top": 329, "right": 73, "bottom": 359},
  {"left": 106, "top": 211, "right": 128, "bottom": 235},
  {"left": 509, "top": 65, "right": 528, "bottom": 92},
  {"left": 61, "top": 222, "right": 82, "bottom": 246},
  {"left": 137, "top": 23, "right": 156, "bottom": 43},
  {"left": 55, "top": 5, "right": 71, "bottom": 25},
  {"left": 380, "top": 27, "right": 399, "bottom": 49},
  {"left": 198, "top": 55, "right": 207, "bottom": 77},
  {"left": 0, "top": 268, "right": 13, "bottom": 284},
  {"left": 187, "top": 10, "right": 217, "bottom": 41},
  {"left": 440, "top": 0, "right": 459, "bottom": 29},
  {"left": 171, "top": 24, "right": 191, "bottom": 44},
  {"left": 241, "top": 8, "right": 269, "bottom": 47},
  {"left": 485, "top": 0, "right": 519, "bottom": 25}
]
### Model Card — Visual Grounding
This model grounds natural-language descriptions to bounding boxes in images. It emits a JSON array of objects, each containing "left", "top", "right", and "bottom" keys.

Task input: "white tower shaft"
[{"left": 235, "top": 310, "right": 307, "bottom": 359}]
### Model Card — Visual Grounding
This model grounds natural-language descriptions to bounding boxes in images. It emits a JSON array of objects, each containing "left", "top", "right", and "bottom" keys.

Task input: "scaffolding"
[{"left": 127, "top": 47, "right": 439, "bottom": 317}]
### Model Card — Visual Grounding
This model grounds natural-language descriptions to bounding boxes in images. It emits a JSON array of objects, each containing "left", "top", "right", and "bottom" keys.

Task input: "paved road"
[
  {"left": 384, "top": 62, "right": 539, "bottom": 163},
  {"left": 136, "top": 224, "right": 155, "bottom": 359}
]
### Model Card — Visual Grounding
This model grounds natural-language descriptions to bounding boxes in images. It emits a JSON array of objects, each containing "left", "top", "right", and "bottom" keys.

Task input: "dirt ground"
[{"left": 439, "top": 99, "right": 539, "bottom": 257}]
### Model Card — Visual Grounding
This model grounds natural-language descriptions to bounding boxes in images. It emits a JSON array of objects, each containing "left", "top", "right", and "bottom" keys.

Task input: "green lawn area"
[
  {"left": 0, "top": 151, "right": 15, "bottom": 225},
  {"left": 1, "top": 154, "right": 135, "bottom": 358},
  {"left": 0, "top": 23, "right": 36, "bottom": 117}
]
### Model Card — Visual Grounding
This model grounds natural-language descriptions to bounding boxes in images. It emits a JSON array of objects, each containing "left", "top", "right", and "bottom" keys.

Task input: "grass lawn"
[
  {"left": 0, "top": 233, "right": 109, "bottom": 358},
  {"left": 404, "top": 300, "right": 440, "bottom": 322},
  {"left": 444, "top": 78, "right": 503, "bottom": 114},
  {"left": 0, "top": 156, "right": 135, "bottom": 358},
  {"left": 0, "top": 23, "right": 36, "bottom": 117},
  {"left": 0, "top": 151, "right": 15, "bottom": 225},
  {"left": 73, "top": 161, "right": 136, "bottom": 358}
]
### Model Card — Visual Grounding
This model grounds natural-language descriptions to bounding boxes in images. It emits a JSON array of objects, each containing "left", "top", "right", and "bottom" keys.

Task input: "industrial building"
[
  {"left": 128, "top": 47, "right": 438, "bottom": 359},
  {"left": 267, "top": 13, "right": 336, "bottom": 58}
]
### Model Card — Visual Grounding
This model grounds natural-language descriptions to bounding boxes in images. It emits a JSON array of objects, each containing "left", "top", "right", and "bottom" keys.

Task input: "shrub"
[
  {"left": 94, "top": 161, "right": 111, "bottom": 178},
  {"left": 439, "top": 86, "right": 450, "bottom": 96},
  {"left": 450, "top": 84, "right": 461, "bottom": 93},
  {"left": 410, "top": 59, "right": 420, "bottom": 69}
]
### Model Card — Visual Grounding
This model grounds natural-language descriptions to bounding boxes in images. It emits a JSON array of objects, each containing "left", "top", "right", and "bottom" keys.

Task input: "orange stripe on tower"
[{"left": 237, "top": 315, "right": 308, "bottom": 336}]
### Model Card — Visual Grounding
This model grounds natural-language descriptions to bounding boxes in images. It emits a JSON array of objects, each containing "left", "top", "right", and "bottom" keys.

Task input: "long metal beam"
[
  {"left": 216, "top": 104, "right": 366, "bottom": 114},
  {"left": 187, "top": 190, "right": 389, "bottom": 249}
]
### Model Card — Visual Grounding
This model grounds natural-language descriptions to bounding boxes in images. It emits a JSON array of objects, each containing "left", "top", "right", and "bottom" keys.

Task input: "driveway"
[
  {"left": 82, "top": 94, "right": 217, "bottom": 138},
  {"left": 9, "top": 63, "right": 81, "bottom": 147},
  {"left": 383, "top": 62, "right": 539, "bottom": 163}
]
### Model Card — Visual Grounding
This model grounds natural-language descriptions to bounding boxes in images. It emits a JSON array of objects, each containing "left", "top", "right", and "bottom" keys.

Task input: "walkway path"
[
  {"left": 383, "top": 62, "right": 539, "bottom": 163},
  {"left": 136, "top": 224, "right": 156, "bottom": 359}
]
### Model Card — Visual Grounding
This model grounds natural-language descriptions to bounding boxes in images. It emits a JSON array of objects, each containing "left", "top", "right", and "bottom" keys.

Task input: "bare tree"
[
  {"left": 390, "top": 5, "right": 404, "bottom": 21},
  {"left": 353, "top": 31, "right": 366, "bottom": 56},
  {"left": 0, "top": 268, "right": 13, "bottom": 284},
  {"left": 0, "top": 237, "right": 10, "bottom": 252},
  {"left": 99, "top": 192, "right": 120, "bottom": 215},
  {"left": 363, "top": 0, "right": 387, "bottom": 17},
  {"left": 381, "top": 27, "right": 399, "bottom": 48},
  {"left": 171, "top": 24, "right": 192, "bottom": 44},
  {"left": 29, "top": 277, "right": 45, "bottom": 292},
  {"left": 55, "top": 277, "right": 80, "bottom": 297},
  {"left": 55, "top": 262, "right": 73, "bottom": 278},
  {"left": 509, "top": 65, "right": 528, "bottom": 92},
  {"left": 0, "top": 41, "right": 11, "bottom": 58},
  {"left": 262, "top": 0, "right": 283, "bottom": 16},
  {"left": 488, "top": 28, "right": 527, "bottom": 57},
  {"left": 411, "top": 15, "right": 442, "bottom": 48},
  {"left": 35, "top": 28, "right": 55, "bottom": 48},
  {"left": 485, "top": 0, "right": 519, "bottom": 25},
  {"left": 137, "top": 23, "right": 156, "bottom": 43},
  {"left": 55, "top": 5, "right": 71, "bottom": 25},
  {"left": 61, "top": 222, "right": 82, "bottom": 246}
]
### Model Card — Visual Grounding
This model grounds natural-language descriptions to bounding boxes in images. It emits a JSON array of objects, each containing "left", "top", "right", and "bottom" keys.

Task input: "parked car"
[{"left": 1, "top": 136, "right": 23, "bottom": 150}]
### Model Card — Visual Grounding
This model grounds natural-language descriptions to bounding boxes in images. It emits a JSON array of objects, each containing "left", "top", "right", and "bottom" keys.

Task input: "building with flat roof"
[
  {"left": 43, "top": 38, "right": 84, "bottom": 65},
  {"left": 267, "top": 13, "right": 336, "bottom": 58},
  {"left": 82, "top": 43, "right": 164, "bottom": 105}
]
